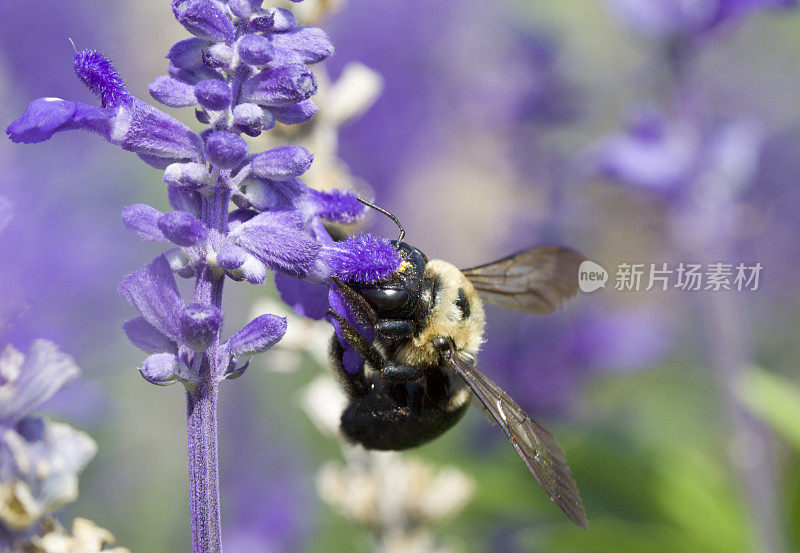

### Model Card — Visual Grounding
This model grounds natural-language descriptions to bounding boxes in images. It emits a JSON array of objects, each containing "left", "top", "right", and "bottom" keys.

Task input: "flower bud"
[
  {"left": 140, "top": 353, "right": 193, "bottom": 386},
  {"left": 237, "top": 34, "right": 274, "bottom": 66},
  {"left": 149, "top": 75, "right": 197, "bottom": 107},
  {"left": 250, "top": 145, "right": 313, "bottom": 180},
  {"left": 167, "top": 38, "right": 209, "bottom": 70},
  {"left": 248, "top": 11, "right": 275, "bottom": 32},
  {"left": 267, "top": 7, "right": 297, "bottom": 32},
  {"left": 194, "top": 79, "right": 231, "bottom": 111},
  {"left": 242, "top": 64, "right": 317, "bottom": 107},
  {"left": 205, "top": 130, "right": 248, "bottom": 168},
  {"left": 269, "top": 99, "right": 318, "bottom": 125},
  {"left": 203, "top": 43, "right": 234, "bottom": 68},
  {"left": 122, "top": 204, "right": 168, "bottom": 242},
  {"left": 158, "top": 210, "right": 208, "bottom": 246},
  {"left": 226, "top": 314, "right": 287, "bottom": 356},
  {"left": 163, "top": 162, "right": 210, "bottom": 190},
  {"left": 180, "top": 303, "right": 223, "bottom": 351},
  {"left": 268, "top": 27, "right": 334, "bottom": 65},
  {"left": 171, "top": 0, "right": 235, "bottom": 42}
]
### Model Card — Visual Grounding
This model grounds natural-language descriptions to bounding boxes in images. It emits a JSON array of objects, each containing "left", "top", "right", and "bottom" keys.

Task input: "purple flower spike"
[
  {"left": 168, "top": 37, "right": 210, "bottom": 70},
  {"left": 119, "top": 255, "right": 185, "bottom": 344},
  {"left": 268, "top": 27, "right": 334, "bottom": 65},
  {"left": 181, "top": 303, "right": 223, "bottom": 351},
  {"left": 226, "top": 314, "right": 287, "bottom": 356},
  {"left": 250, "top": 145, "right": 313, "bottom": 180},
  {"left": 158, "top": 210, "right": 208, "bottom": 246},
  {"left": 194, "top": 79, "right": 232, "bottom": 111},
  {"left": 122, "top": 204, "right": 168, "bottom": 242},
  {"left": 324, "top": 234, "right": 404, "bottom": 283},
  {"left": 242, "top": 64, "right": 317, "bottom": 107},
  {"left": 269, "top": 99, "right": 318, "bottom": 125},
  {"left": 237, "top": 34, "right": 275, "bottom": 66},
  {"left": 124, "top": 317, "right": 179, "bottom": 354},
  {"left": 150, "top": 75, "right": 198, "bottom": 108},
  {"left": 73, "top": 49, "right": 131, "bottom": 108},
  {"left": 205, "top": 130, "right": 248, "bottom": 168},
  {"left": 171, "top": 0, "right": 236, "bottom": 42}
]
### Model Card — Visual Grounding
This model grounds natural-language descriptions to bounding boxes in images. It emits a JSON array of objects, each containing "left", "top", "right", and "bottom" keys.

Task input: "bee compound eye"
[{"left": 359, "top": 286, "right": 410, "bottom": 312}]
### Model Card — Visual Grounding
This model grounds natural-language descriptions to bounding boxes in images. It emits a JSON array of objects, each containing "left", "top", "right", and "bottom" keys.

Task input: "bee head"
[{"left": 350, "top": 241, "right": 428, "bottom": 318}]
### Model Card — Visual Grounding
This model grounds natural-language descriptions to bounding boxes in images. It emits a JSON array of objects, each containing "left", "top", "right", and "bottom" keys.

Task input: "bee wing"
[
  {"left": 444, "top": 350, "right": 588, "bottom": 529},
  {"left": 461, "top": 246, "right": 584, "bottom": 315}
]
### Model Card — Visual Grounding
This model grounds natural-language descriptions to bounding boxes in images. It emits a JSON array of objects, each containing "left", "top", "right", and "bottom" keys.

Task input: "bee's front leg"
[
  {"left": 380, "top": 362, "right": 424, "bottom": 383},
  {"left": 375, "top": 319, "right": 414, "bottom": 342}
]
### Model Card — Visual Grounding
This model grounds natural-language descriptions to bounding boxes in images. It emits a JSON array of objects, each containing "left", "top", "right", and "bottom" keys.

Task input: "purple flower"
[
  {"left": 0, "top": 341, "right": 97, "bottom": 532},
  {"left": 603, "top": 0, "right": 797, "bottom": 38},
  {"left": 6, "top": 51, "right": 203, "bottom": 169},
  {"left": 584, "top": 107, "right": 762, "bottom": 206}
]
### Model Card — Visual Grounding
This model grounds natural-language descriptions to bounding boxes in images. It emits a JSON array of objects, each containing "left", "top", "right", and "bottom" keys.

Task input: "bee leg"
[
  {"left": 331, "top": 277, "right": 378, "bottom": 325},
  {"left": 375, "top": 319, "right": 414, "bottom": 342},
  {"left": 327, "top": 309, "right": 386, "bottom": 372},
  {"left": 381, "top": 362, "right": 424, "bottom": 383}
]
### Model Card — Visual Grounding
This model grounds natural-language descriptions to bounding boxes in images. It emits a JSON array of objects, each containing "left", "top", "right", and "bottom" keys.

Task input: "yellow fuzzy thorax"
[{"left": 395, "top": 259, "right": 485, "bottom": 366}]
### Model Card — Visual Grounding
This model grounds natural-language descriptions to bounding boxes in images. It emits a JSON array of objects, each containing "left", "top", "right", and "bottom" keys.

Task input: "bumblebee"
[{"left": 326, "top": 201, "right": 588, "bottom": 529}]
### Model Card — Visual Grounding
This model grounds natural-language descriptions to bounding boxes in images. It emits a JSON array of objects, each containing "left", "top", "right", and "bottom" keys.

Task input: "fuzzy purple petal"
[
  {"left": 323, "top": 234, "right": 403, "bottom": 282},
  {"left": 250, "top": 145, "right": 313, "bottom": 181},
  {"left": 149, "top": 75, "right": 198, "bottom": 108},
  {"left": 304, "top": 189, "right": 366, "bottom": 224},
  {"left": 122, "top": 204, "right": 168, "bottom": 243},
  {"left": 118, "top": 254, "right": 184, "bottom": 344},
  {"left": 229, "top": 210, "right": 321, "bottom": 277},
  {"left": 123, "top": 316, "right": 178, "bottom": 354},
  {"left": 73, "top": 49, "right": 131, "bottom": 108},
  {"left": 275, "top": 273, "right": 331, "bottom": 320},
  {"left": 226, "top": 314, "right": 287, "bottom": 356},
  {"left": 267, "top": 27, "right": 334, "bottom": 65},
  {"left": 269, "top": 100, "right": 318, "bottom": 125},
  {"left": 6, "top": 98, "right": 114, "bottom": 144}
]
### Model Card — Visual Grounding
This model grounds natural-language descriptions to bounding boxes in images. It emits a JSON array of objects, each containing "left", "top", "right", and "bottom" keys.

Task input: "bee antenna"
[{"left": 357, "top": 197, "right": 405, "bottom": 248}]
